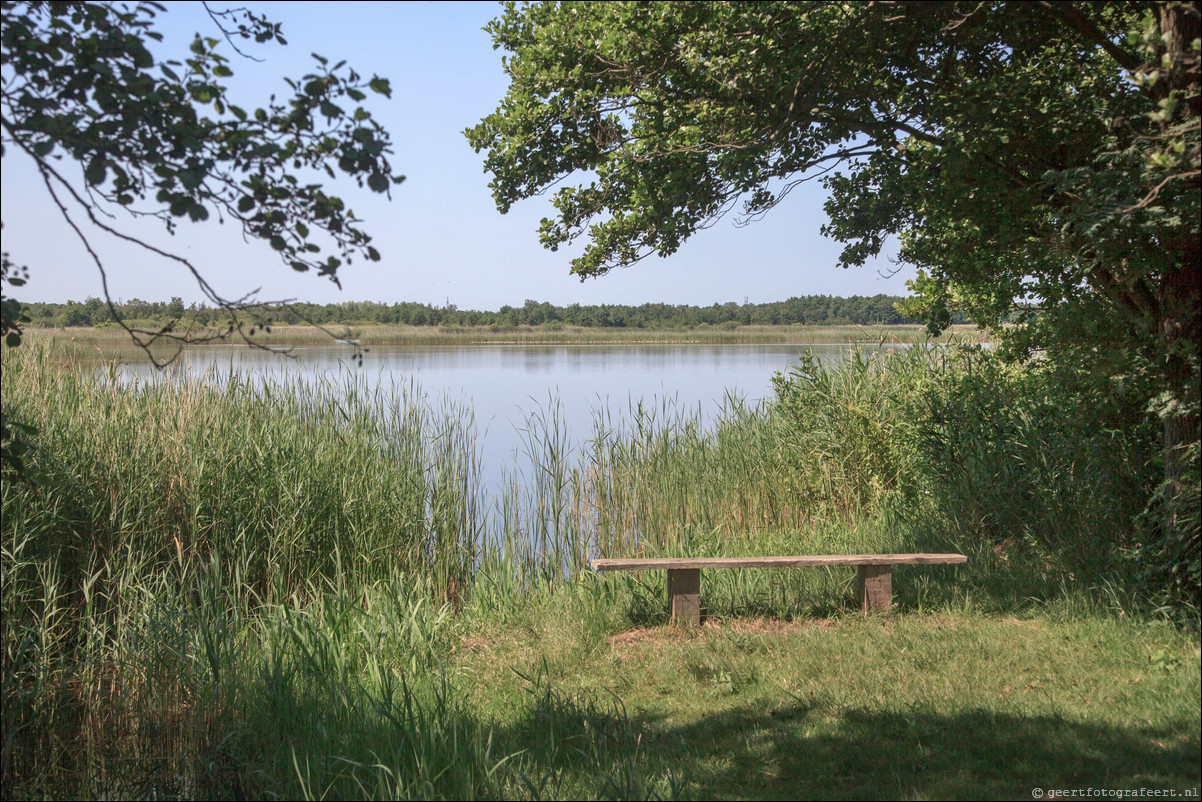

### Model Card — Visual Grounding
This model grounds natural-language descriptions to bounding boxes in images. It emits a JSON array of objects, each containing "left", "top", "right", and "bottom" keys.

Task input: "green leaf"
[
  {"left": 84, "top": 157, "right": 106, "bottom": 186},
  {"left": 368, "top": 77, "right": 391, "bottom": 97},
  {"left": 367, "top": 172, "right": 388, "bottom": 192}
]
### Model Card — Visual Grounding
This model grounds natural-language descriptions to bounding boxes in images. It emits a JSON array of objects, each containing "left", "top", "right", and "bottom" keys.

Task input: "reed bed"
[{"left": 2, "top": 345, "right": 487, "bottom": 599}]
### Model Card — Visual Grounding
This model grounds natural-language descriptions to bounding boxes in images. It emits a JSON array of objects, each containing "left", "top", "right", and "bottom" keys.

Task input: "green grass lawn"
[{"left": 449, "top": 585, "right": 1200, "bottom": 800}]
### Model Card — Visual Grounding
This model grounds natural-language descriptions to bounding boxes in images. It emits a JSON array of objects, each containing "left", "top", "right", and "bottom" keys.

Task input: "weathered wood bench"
[{"left": 590, "top": 554, "right": 968, "bottom": 626}]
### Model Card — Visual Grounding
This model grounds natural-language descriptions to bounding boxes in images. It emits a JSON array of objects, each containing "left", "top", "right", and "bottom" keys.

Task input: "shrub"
[{"left": 773, "top": 344, "right": 1163, "bottom": 582}]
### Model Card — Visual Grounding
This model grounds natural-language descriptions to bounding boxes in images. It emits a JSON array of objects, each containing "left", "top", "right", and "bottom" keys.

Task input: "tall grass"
[
  {"left": 2, "top": 546, "right": 506, "bottom": 798},
  {"left": 772, "top": 343, "right": 1161, "bottom": 574},
  {"left": 2, "top": 345, "right": 487, "bottom": 601},
  {"left": 500, "top": 393, "right": 816, "bottom": 581}
]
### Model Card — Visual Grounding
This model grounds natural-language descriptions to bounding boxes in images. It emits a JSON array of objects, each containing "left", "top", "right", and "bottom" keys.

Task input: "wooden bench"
[{"left": 590, "top": 554, "right": 968, "bottom": 626}]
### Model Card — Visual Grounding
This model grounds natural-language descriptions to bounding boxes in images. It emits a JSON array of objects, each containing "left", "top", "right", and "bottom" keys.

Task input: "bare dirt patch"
[
  {"left": 607, "top": 616, "right": 841, "bottom": 658},
  {"left": 459, "top": 636, "right": 493, "bottom": 652},
  {"left": 721, "top": 616, "right": 840, "bottom": 635},
  {"left": 455, "top": 632, "right": 529, "bottom": 666}
]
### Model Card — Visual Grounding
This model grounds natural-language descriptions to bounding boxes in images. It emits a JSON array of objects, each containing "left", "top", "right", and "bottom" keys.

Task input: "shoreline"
[{"left": 23, "top": 322, "right": 989, "bottom": 349}]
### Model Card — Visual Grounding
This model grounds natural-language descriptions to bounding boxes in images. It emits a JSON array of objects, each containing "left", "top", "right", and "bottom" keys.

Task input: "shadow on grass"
[
  {"left": 659, "top": 705, "right": 1196, "bottom": 800},
  {"left": 496, "top": 692, "right": 1199, "bottom": 800}
]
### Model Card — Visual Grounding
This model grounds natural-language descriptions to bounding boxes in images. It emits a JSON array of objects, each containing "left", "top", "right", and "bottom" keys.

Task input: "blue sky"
[{"left": 1, "top": 1, "right": 917, "bottom": 310}]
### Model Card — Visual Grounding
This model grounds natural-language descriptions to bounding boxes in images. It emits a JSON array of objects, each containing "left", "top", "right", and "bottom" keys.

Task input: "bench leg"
[
  {"left": 858, "top": 565, "right": 892, "bottom": 613},
  {"left": 667, "top": 568, "right": 701, "bottom": 626}
]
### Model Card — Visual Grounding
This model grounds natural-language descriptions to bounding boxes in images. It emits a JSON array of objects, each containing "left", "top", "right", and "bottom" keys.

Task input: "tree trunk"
[
  {"left": 1161, "top": 2, "right": 1201, "bottom": 444},
  {"left": 1155, "top": 3, "right": 1200, "bottom": 561},
  {"left": 1160, "top": 243, "right": 1200, "bottom": 499}
]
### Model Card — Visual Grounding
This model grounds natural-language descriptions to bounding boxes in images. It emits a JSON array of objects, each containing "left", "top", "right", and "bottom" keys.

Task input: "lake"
[{"left": 114, "top": 341, "right": 890, "bottom": 496}]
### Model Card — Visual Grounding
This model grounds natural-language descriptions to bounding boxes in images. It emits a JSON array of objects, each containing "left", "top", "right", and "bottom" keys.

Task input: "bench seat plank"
[{"left": 591, "top": 554, "right": 966, "bottom": 572}]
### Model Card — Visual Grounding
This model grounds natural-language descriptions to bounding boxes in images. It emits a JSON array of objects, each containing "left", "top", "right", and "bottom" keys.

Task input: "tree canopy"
[
  {"left": 468, "top": 2, "right": 1196, "bottom": 331},
  {"left": 467, "top": 0, "right": 1199, "bottom": 502},
  {"left": 16, "top": 292, "right": 933, "bottom": 329}
]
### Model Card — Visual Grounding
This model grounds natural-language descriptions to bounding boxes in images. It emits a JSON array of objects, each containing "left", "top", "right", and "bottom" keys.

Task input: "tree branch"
[{"left": 1037, "top": 2, "right": 1145, "bottom": 73}]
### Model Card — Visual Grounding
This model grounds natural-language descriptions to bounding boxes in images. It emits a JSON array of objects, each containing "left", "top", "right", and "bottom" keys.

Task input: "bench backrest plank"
[{"left": 591, "top": 554, "right": 967, "bottom": 571}]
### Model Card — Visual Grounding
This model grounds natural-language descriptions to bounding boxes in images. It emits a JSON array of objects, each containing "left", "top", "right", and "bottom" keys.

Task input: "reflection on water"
[{"left": 110, "top": 341, "right": 894, "bottom": 497}]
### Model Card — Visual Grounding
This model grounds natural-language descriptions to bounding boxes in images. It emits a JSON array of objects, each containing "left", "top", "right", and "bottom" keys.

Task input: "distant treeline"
[{"left": 21, "top": 294, "right": 965, "bottom": 329}]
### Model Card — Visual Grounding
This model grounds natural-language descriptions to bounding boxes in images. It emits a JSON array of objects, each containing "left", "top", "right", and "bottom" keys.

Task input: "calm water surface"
[{"left": 117, "top": 342, "right": 886, "bottom": 494}]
